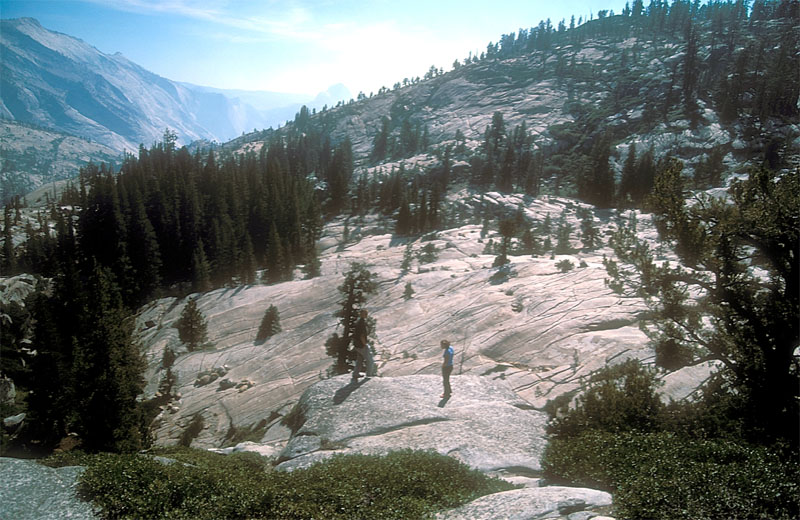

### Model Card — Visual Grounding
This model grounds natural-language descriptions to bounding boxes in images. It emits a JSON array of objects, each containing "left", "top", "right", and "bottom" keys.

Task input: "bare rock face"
[
  {"left": 275, "top": 374, "right": 547, "bottom": 475},
  {"left": 275, "top": 374, "right": 616, "bottom": 519},
  {"left": 435, "top": 486, "right": 613, "bottom": 520},
  {"left": 135, "top": 196, "right": 717, "bottom": 450},
  {"left": 0, "top": 457, "right": 99, "bottom": 520}
]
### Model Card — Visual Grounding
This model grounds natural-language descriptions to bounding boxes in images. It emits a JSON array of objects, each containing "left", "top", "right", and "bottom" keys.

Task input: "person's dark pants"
[
  {"left": 352, "top": 351, "right": 363, "bottom": 381},
  {"left": 442, "top": 365, "right": 453, "bottom": 396}
]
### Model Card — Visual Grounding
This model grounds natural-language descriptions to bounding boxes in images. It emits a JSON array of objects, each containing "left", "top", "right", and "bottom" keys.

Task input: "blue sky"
[{"left": 2, "top": 0, "right": 629, "bottom": 97}]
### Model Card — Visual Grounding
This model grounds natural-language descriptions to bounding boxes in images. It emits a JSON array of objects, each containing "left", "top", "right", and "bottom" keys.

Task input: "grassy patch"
[{"left": 76, "top": 448, "right": 516, "bottom": 519}]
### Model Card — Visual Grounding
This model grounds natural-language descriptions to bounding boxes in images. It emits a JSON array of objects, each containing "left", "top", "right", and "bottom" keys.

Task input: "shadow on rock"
[{"left": 333, "top": 378, "right": 369, "bottom": 405}]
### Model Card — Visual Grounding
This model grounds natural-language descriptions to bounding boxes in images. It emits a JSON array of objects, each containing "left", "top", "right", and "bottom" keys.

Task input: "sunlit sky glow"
[{"left": 2, "top": 0, "right": 629, "bottom": 97}]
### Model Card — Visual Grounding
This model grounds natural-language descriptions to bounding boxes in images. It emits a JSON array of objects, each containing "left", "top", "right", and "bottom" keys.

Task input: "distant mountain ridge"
[
  {"left": 0, "top": 17, "right": 352, "bottom": 201},
  {"left": 0, "top": 18, "right": 349, "bottom": 153},
  {"left": 0, "top": 119, "right": 120, "bottom": 202}
]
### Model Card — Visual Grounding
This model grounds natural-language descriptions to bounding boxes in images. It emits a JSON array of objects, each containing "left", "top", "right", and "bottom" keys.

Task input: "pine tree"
[
  {"left": 325, "top": 263, "right": 377, "bottom": 375},
  {"left": 605, "top": 162, "right": 799, "bottom": 444},
  {"left": 554, "top": 210, "right": 574, "bottom": 254},
  {"left": 618, "top": 143, "right": 638, "bottom": 206},
  {"left": 682, "top": 20, "right": 700, "bottom": 122},
  {"left": 177, "top": 297, "right": 209, "bottom": 352},
  {"left": 125, "top": 191, "right": 161, "bottom": 305},
  {"left": 520, "top": 227, "right": 541, "bottom": 256},
  {"left": 71, "top": 264, "right": 145, "bottom": 452},
  {"left": 256, "top": 305, "right": 281, "bottom": 342},
  {"left": 191, "top": 242, "right": 212, "bottom": 293},
  {"left": 488, "top": 112, "right": 506, "bottom": 162},
  {"left": 371, "top": 117, "right": 391, "bottom": 163},
  {"left": 325, "top": 140, "right": 353, "bottom": 215},
  {"left": 495, "top": 217, "right": 518, "bottom": 266},
  {"left": 439, "top": 145, "right": 452, "bottom": 191},
  {"left": 400, "top": 243, "right": 414, "bottom": 274},
  {"left": 303, "top": 250, "right": 322, "bottom": 280},
  {"left": 264, "top": 226, "right": 286, "bottom": 284},
  {"left": 395, "top": 198, "right": 413, "bottom": 236},
  {"left": 580, "top": 134, "right": 615, "bottom": 208},
  {"left": 2, "top": 205, "right": 15, "bottom": 275},
  {"left": 540, "top": 214, "right": 553, "bottom": 236},
  {"left": 497, "top": 144, "right": 515, "bottom": 193},
  {"left": 693, "top": 146, "right": 726, "bottom": 188},
  {"left": 579, "top": 208, "right": 600, "bottom": 251},
  {"left": 77, "top": 165, "right": 134, "bottom": 301},
  {"left": 237, "top": 232, "right": 257, "bottom": 285},
  {"left": 399, "top": 119, "right": 417, "bottom": 157},
  {"left": 21, "top": 278, "right": 71, "bottom": 447}
]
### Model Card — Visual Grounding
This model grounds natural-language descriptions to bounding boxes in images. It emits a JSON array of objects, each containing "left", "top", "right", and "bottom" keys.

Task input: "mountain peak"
[
  {"left": 0, "top": 17, "right": 287, "bottom": 157},
  {"left": 6, "top": 17, "right": 42, "bottom": 27},
  {"left": 312, "top": 83, "right": 352, "bottom": 107}
]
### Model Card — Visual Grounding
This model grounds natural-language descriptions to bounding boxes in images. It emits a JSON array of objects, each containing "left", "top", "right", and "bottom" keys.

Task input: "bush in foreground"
[
  {"left": 74, "top": 448, "right": 515, "bottom": 519},
  {"left": 542, "top": 358, "right": 800, "bottom": 519},
  {"left": 542, "top": 430, "right": 799, "bottom": 520}
]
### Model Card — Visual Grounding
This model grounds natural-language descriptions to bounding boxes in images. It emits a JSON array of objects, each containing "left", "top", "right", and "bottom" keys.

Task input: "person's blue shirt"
[{"left": 443, "top": 345, "right": 454, "bottom": 367}]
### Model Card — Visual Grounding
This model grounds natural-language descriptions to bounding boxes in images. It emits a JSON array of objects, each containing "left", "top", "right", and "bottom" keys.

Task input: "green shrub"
[
  {"left": 39, "top": 449, "right": 96, "bottom": 468},
  {"left": 78, "top": 450, "right": 270, "bottom": 519},
  {"left": 417, "top": 243, "right": 438, "bottom": 264},
  {"left": 256, "top": 305, "right": 281, "bottom": 342},
  {"left": 547, "top": 359, "right": 664, "bottom": 438},
  {"left": 77, "top": 448, "right": 515, "bottom": 519},
  {"left": 542, "top": 431, "right": 800, "bottom": 520},
  {"left": 268, "top": 450, "right": 515, "bottom": 519},
  {"left": 555, "top": 259, "right": 574, "bottom": 272}
]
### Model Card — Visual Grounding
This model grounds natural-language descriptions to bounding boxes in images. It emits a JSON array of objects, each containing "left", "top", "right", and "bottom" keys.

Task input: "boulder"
[
  {"left": 276, "top": 374, "right": 547, "bottom": 477},
  {"left": 435, "top": 486, "right": 613, "bottom": 520},
  {"left": 658, "top": 361, "right": 722, "bottom": 403},
  {"left": 208, "top": 441, "right": 282, "bottom": 458},
  {"left": 0, "top": 457, "right": 99, "bottom": 519},
  {"left": 218, "top": 378, "right": 236, "bottom": 391},
  {"left": 3, "top": 412, "right": 25, "bottom": 429}
]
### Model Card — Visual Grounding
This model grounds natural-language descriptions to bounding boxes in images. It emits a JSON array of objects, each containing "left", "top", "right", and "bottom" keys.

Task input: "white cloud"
[
  {"left": 81, "top": 0, "right": 481, "bottom": 95},
  {"left": 88, "top": 0, "right": 224, "bottom": 19},
  {"left": 261, "top": 19, "right": 474, "bottom": 94},
  {"left": 85, "top": 0, "right": 317, "bottom": 40}
]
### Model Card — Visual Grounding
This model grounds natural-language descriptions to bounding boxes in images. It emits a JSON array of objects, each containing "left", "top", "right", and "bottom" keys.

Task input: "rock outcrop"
[
  {"left": 134, "top": 197, "right": 718, "bottom": 449},
  {"left": 0, "top": 457, "right": 99, "bottom": 520},
  {"left": 275, "top": 373, "right": 615, "bottom": 518},
  {"left": 435, "top": 486, "right": 613, "bottom": 520},
  {"left": 275, "top": 374, "right": 547, "bottom": 475}
]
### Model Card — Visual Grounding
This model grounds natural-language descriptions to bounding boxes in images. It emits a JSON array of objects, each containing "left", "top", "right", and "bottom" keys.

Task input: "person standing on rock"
[
  {"left": 441, "top": 339, "right": 454, "bottom": 398},
  {"left": 352, "top": 309, "right": 369, "bottom": 382}
]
